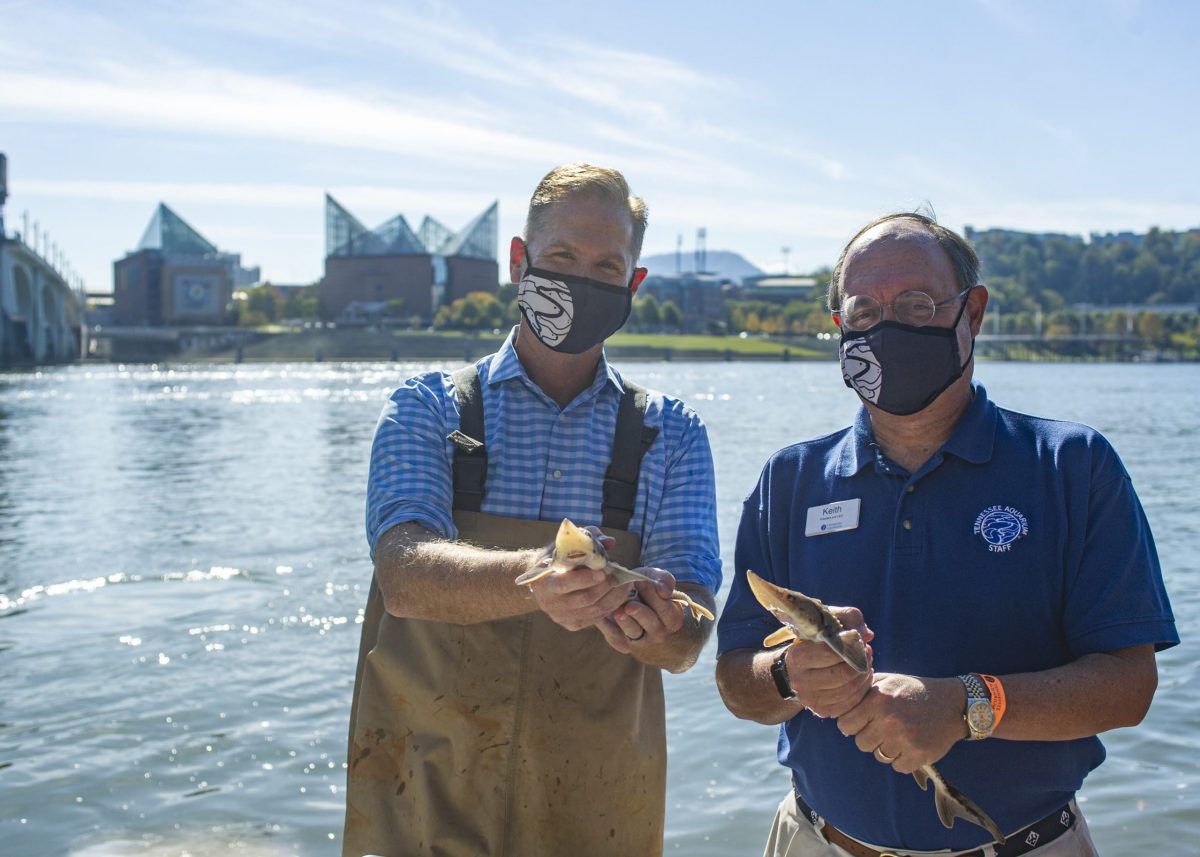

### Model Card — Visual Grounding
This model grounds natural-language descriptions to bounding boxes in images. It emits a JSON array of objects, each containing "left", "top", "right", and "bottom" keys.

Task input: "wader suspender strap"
[
  {"left": 601, "top": 381, "right": 658, "bottom": 530},
  {"left": 448, "top": 365, "right": 658, "bottom": 528},
  {"left": 450, "top": 365, "right": 487, "bottom": 512}
]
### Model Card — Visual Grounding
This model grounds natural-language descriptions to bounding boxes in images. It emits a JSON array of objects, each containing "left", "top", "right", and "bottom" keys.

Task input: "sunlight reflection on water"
[{"left": 0, "top": 360, "right": 1195, "bottom": 855}]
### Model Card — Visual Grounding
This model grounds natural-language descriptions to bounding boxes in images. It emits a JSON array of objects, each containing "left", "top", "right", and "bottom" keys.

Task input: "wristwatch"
[
  {"left": 959, "top": 673, "right": 995, "bottom": 740},
  {"left": 771, "top": 649, "right": 796, "bottom": 700}
]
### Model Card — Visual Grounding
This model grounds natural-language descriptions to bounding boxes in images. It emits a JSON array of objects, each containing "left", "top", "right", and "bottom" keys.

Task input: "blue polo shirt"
[{"left": 717, "top": 383, "right": 1177, "bottom": 851}]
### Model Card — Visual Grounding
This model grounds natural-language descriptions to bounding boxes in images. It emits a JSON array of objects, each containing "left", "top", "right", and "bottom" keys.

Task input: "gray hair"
[
  {"left": 828, "top": 212, "right": 980, "bottom": 311},
  {"left": 524, "top": 163, "right": 649, "bottom": 261}
]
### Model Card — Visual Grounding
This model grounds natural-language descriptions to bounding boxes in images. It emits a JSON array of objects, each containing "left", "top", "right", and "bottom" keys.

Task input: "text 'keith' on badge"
[{"left": 805, "top": 499, "right": 861, "bottom": 537}]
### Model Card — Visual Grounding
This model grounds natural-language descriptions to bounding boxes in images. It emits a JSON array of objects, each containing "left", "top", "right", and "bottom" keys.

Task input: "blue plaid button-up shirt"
[{"left": 366, "top": 329, "right": 721, "bottom": 593}]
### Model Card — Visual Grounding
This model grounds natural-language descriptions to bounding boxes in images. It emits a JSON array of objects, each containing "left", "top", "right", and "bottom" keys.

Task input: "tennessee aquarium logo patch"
[{"left": 973, "top": 505, "right": 1029, "bottom": 553}]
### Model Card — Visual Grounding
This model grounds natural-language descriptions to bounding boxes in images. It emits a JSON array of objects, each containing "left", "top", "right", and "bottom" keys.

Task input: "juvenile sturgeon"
[
  {"left": 745, "top": 570, "right": 1006, "bottom": 845},
  {"left": 515, "top": 518, "right": 714, "bottom": 623}
]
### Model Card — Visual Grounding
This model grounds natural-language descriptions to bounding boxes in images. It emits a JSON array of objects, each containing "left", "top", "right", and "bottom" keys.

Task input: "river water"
[{"left": 0, "top": 360, "right": 1196, "bottom": 856}]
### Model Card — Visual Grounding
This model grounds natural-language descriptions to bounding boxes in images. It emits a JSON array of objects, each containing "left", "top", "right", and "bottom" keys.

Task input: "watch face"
[{"left": 967, "top": 700, "right": 995, "bottom": 735}]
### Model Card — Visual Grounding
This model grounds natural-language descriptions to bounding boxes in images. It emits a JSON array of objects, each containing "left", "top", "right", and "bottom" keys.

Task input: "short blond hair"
[{"left": 524, "top": 163, "right": 649, "bottom": 260}]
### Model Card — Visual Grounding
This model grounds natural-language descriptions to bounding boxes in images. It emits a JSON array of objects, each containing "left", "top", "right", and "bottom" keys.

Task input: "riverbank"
[
  {"left": 96, "top": 326, "right": 1195, "bottom": 365},
  {"left": 197, "top": 328, "right": 835, "bottom": 363}
]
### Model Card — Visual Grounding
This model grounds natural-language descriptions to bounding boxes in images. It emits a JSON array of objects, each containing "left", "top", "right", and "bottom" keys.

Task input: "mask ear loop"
[
  {"left": 953, "top": 286, "right": 978, "bottom": 369},
  {"left": 517, "top": 239, "right": 532, "bottom": 279}
]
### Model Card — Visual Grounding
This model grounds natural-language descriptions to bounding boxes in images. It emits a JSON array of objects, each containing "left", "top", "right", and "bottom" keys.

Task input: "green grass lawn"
[
  {"left": 607, "top": 332, "right": 829, "bottom": 357},
  {"left": 384, "top": 329, "right": 833, "bottom": 358},
  {"left": 241, "top": 327, "right": 836, "bottom": 360}
]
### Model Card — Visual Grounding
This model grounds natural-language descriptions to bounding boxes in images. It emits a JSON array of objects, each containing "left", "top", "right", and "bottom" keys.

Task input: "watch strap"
[
  {"left": 958, "top": 673, "right": 994, "bottom": 740},
  {"left": 770, "top": 649, "right": 796, "bottom": 700},
  {"left": 959, "top": 672, "right": 988, "bottom": 701}
]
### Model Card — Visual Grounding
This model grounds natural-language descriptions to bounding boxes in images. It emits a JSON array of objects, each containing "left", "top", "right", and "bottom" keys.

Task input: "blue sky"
[{"left": 1, "top": 0, "right": 1196, "bottom": 293}]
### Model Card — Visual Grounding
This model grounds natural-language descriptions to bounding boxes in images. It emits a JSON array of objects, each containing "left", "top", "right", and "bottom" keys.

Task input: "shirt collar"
[
  {"left": 941, "top": 382, "right": 997, "bottom": 465},
  {"left": 484, "top": 326, "right": 526, "bottom": 386},
  {"left": 484, "top": 325, "right": 624, "bottom": 404},
  {"left": 834, "top": 381, "right": 997, "bottom": 476}
]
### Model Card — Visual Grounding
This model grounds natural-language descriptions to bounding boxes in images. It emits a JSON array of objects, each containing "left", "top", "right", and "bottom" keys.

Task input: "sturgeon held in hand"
[
  {"left": 745, "top": 570, "right": 1006, "bottom": 845},
  {"left": 515, "top": 519, "right": 714, "bottom": 623}
]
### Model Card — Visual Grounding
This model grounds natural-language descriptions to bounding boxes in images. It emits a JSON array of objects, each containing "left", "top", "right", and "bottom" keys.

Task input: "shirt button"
[
  {"left": 902, "top": 519, "right": 912, "bottom": 530},
  {"left": 552, "top": 469, "right": 562, "bottom": 479},
  {"left": 906, "top": 485, "right": 915, "bottom": 493}
]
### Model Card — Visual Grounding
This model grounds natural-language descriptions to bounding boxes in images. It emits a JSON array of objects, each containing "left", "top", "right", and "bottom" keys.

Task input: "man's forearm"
[
  {"left": 715, "top": 647, "right": 805, "bottom": 724},
  {"left": 990, "top": 645, "right": 1158, "bottom": 741},
  {"left": 374, "top": 522, "right": 542, "bottom": 625}
]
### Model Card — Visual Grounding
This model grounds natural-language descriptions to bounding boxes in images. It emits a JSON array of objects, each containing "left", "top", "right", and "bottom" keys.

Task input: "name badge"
[{"left": 805, "top": 499, "right": 861, "bottom": 537}]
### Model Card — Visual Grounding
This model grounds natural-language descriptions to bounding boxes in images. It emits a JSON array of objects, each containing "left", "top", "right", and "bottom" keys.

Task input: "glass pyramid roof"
[
  {"left": 325, "top": 195, "right": 497, "bottom": 260},
  {"left": 137, "top": 203, "right": 218, "bottom": 256},
  {"left": 418, "top": 216, "right": 454, "bottom": 255},
  {"left": 437, "top": 201, "right": 497, "bottom": 261}
]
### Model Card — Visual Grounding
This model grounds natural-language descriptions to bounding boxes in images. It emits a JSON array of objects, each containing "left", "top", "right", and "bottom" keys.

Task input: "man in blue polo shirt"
[
  {"left": 343, "top": 164, "right": 720, "bottom": 857},
  {"left": 716, "top": 213, "right": 1177, "bottom": 857}
]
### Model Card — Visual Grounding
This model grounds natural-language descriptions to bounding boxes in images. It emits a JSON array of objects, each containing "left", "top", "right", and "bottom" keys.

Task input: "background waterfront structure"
[
  {"left": 637, "top": 271, "right": 732, "bottom": 333},
  {"left": 0, "top": 153, "right": 83, "bottom": 367},
  {"left": 318, "top": 195, "right": 498, "bottom": 323},
  {"left": 738, "top": 274, "right": 820, "bottom": 303},
  {"left": 112, "top": 204, "right": 259, "bottom": 327}
]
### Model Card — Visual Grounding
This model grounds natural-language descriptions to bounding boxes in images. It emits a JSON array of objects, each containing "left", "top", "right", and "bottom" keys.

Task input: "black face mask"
[
  {"left": 839, "top": 292, "right": 975, "bottom": 416},
  {"left": 517, "top": 248, "right": 633, "bottom": 354}
]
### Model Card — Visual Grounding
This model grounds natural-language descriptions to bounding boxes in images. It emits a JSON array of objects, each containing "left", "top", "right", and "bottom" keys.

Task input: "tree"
[
  {"left": 1136, "top": 313, "right": 1167, "bottom": 343},
  {"left": 660, "top": 300, "right": 683, "bottom": 331},
  {"left": 432, "top": 292, "right": 506, "bottom": 330},
  {"left": 457, "top": 298, "right": 482, "bottom": 328},
  {"left": 282, "top": 289, "right": 318, "bottom": 320},
  {"left": 636, "top": 295, "right": 661, "bottom": 330},
  {"left": 243, "top": 284, "right": 280, "bottom": 324}
]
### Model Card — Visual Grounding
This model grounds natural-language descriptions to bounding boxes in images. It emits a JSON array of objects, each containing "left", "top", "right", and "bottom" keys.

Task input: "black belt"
[{"left": 793, "top": 784, "right": 1076, "bottom": 857}]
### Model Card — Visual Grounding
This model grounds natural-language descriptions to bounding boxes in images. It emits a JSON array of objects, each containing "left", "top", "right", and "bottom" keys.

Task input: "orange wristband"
[{"left": 979, "top": 673, "right": 1006, "bottom": 729}]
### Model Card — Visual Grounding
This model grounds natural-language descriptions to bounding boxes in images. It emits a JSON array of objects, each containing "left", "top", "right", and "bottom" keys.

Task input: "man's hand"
[
  {"left": 525, "top": 529, "right": 633, "bottom": 632},
  {"left": 836, "top": 673, "right": 965, "bottom": 774},
  {"left": 783, "top": 606, "right": 874, "bottom": 719},
  {"left": 595, "top": 567, "right": 683, "bottom": 655}
]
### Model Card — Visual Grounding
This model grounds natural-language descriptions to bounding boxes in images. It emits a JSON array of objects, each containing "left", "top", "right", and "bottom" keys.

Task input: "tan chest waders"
[{"left": 343, "top": 367, "right": 666, "bottom": 857}]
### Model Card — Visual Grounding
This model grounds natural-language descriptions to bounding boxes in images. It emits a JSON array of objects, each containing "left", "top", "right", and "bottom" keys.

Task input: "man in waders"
[{"left": 343, "top": 163, "right": 721, "bottom": 857}]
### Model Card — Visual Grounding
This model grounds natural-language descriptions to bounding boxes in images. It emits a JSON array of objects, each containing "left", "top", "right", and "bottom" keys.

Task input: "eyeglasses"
[{"left": 834, "top": 285, "right": 975, "bottom": 332}]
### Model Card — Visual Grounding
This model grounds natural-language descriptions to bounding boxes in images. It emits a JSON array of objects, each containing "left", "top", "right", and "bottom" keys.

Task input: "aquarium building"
[
  {"left": 318, "top": 195, "right": 498, "bottom": 322},
  {"left": 113, "top": 204, "right": 259, "bottom": 326}
]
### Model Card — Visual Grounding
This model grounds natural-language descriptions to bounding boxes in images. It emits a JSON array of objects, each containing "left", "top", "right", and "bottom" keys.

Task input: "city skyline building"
[
  {"left": 319, "top": 194, "right": 498, "bottom": 322},
  {"left": 112, "top": 203, "right": 259, "bottom": 326}
]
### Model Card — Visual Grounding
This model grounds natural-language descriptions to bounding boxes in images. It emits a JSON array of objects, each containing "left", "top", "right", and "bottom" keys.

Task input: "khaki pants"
[{"left": 763, "top": 790, "right": 1099, "bottom": 857}]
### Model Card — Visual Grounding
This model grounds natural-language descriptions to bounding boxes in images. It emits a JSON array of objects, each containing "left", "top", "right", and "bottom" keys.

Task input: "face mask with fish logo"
[
  {"left": 517, "top": 244, "right": 634, "bottom": 354},
  {"left": 838, "top": 294, "right": 975, "bottom": 416}
]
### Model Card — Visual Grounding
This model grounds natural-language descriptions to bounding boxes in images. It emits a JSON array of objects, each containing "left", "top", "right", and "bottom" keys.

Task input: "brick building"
[
  {"left": 113, "top": 204, "right": 259, "bottom": 326},
  {"left": 318, "top": 195, "right": 498, "bottom": 322}
]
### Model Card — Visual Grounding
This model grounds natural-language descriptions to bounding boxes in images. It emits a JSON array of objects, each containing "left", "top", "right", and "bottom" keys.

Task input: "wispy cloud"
[
  {"left": 0, "top": 67, "right": 572, "bottom": 165},
  {"left": 20, "top": 178, "right": 504, "bottom": 223},
  {"left": 0, "top": 0, "right": 845, "bottom": 197}
]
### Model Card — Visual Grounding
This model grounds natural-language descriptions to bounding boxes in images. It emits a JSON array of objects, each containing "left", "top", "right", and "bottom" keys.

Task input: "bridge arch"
[{"left": 13, "top": 262, "right": 33, "bottom": 318}]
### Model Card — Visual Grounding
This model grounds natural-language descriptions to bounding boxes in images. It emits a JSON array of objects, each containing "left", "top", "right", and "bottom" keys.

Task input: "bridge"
[
  {"left": 0, "top": 154, "right": 85, "bottom": 368},
  {"left": 974, "top": 333, "right": 1145, "bottom": 360},
  {"left": 85, "top": 325, "right": 262, "bottom": 362}
]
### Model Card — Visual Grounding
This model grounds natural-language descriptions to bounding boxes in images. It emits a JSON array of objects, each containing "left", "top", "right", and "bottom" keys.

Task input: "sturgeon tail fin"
[{"left": 915, "top": 765, "right": 1006, "bottom": 845}]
